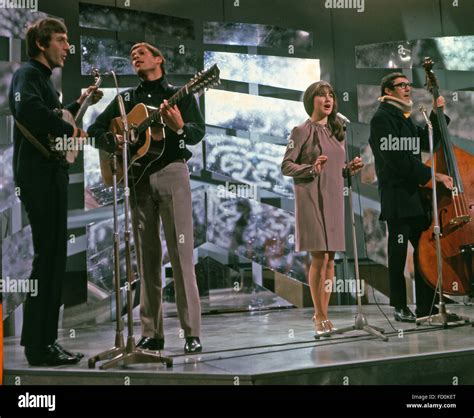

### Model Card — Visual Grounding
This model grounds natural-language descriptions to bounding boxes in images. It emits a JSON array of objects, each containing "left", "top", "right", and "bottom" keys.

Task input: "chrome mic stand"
[
  {"left": 89, "top": 71, "right": 172, "bottom": 369},
  {"left": 315, "top": 117, "right": 387, "bottom": 341},
  {"left": 416, "top": 107, "right": 470, "bottom": 328},
  {"left": 88, "top": 153, "right": 125, "bottom": 367}
]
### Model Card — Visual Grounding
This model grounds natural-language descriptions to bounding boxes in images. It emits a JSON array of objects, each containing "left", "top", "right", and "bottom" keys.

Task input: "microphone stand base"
[
  {"left": 98, "top": 336, "right": 173, "bottom": 369},
  {"left": 314, "top": 311, "right": 388, "bottom": 341},
  {"left": 88, "top": 331, "right": 126, "bottom": 369},
  {"left": 416, "top": 304, "right": 471, "bottom": 328}
]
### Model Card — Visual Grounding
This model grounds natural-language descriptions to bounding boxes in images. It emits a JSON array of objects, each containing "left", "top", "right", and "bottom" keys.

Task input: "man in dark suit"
[
  {"left": 9, "top": 18, "right": 102, "bottom": 365},
  {"left": 369, "top": 72, "right": 453, "bottom": 322}
]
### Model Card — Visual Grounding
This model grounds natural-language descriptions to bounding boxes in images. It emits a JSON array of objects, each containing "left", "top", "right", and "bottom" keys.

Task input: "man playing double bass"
[{"left": 369, "top": 72, "right": 453, "bottom": 323}]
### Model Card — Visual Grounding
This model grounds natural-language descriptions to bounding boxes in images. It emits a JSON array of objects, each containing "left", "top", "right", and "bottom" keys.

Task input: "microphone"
[{"left": 337, "top": 112, "right": 351, "bottom": 124}]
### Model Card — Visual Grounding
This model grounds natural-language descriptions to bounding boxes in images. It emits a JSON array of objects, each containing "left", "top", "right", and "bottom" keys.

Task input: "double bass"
[{"left": 417, "top": 57, "right": 474, "bottom": 296}]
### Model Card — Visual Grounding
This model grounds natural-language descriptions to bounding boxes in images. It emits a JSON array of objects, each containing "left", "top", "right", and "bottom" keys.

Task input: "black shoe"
[
  {"left": 184, "top": 337, "right": 202, "bottom": 354},
  {"left": 416, "top": 306, "right": 439, "bottom": 318},
  {"left": 394, "top": 307, "right": 416, "bottom": 323},
  {"left": 136, "top": 336, "right": 164, "bottom": 351},
  {"left": 25, "top": 344, "right": 81, "bottom": 367},
  {"left": 53, "top": 342, "right": 84, "bottom": 359}
]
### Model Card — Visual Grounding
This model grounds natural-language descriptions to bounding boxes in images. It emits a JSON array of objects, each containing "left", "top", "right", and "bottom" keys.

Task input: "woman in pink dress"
[{"left": 281, "top": 81, "right": 363, "bottom": 335}]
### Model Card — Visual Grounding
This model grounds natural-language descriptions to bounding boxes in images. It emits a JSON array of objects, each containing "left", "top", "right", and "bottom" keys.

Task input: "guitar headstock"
[
  {"left": 91, "top": 68, "right": 102, "bottom": 85},
  {"left": 422, "top": 57, "right": 439, "bottom": 94},
  {"left": 187, "top": 64, "right": 221, "bottom": 96}
]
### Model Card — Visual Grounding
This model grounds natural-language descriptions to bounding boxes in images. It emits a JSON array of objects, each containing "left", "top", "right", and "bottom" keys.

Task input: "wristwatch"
[{"left": 176, "top": 127, "right": 185, "bottom": 136}]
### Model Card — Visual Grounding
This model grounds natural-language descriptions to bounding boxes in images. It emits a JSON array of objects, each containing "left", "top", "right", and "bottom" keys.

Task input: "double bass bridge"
[{"left": 449, "top": 214, "right": 471, "bottom": 226}]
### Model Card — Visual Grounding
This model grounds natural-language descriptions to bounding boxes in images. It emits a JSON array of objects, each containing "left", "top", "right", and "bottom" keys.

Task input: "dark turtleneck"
[
  {"left": 8, "top": 59, "right": 80, "bottom": 181},
  {"left": 88, "top": 74, "right": 205, "bottom": 175}
]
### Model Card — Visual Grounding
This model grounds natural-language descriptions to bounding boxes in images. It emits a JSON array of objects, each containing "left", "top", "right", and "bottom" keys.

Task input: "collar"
[
  {"left": 29, "top": 58, "right": 52, "bottom": 77},
  {"left": 378, "top": 95, "right": 412, "bottom": 118},
  {"left": 138, "top": 76, "right": 170, "bottom": 92}
]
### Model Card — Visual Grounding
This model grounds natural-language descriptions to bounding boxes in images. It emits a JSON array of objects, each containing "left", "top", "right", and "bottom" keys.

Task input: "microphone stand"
[
  {"left": 416, "top": 107, "right": 471, "bottom": 328},
  {"left": 88, "top": 153, "right": 125, "bottom": 367},
  {"left": 315, "top": 120, "right": 388, "bottom": 341},
  {"left": 88, "top": 71, "right": 172, "bottom": 369}
]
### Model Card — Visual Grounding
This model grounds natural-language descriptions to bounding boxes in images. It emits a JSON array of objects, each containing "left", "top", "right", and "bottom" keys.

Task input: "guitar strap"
[{"left": 14, "top": 119, "right": 52, "bottom": 159}]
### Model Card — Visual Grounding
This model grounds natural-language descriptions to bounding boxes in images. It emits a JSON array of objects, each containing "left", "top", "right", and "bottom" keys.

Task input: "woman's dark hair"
[
  {"left": 380, "top": 72, "right": 407, "bottom": 96},
  {"left": 26, "top": 18, "right": 67, "bottom": 58},
  {"left": 303, "top": 80, "right": 344, "bottom": 142}
]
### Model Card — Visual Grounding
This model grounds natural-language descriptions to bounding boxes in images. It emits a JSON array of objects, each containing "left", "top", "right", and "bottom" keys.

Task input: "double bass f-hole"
[{"left": 434, "top": 208, "right": 448, "bottom": 238}]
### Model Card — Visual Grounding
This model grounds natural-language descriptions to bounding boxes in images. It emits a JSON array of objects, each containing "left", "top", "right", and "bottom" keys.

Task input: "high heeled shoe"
[
  {"left": 312, "top": 315, "right": 331, "bottom": 336},
  {"left": 324, "top": 319, "right": 338, "bottom": 332}
]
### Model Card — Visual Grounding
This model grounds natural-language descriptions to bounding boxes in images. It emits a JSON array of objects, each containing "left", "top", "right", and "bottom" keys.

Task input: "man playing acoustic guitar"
[{"left": 88, "top": 42, "right": 205, "bottom": 353}]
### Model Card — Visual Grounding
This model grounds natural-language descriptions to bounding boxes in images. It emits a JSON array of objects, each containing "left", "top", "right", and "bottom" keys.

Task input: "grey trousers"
[{"left": 131, "top": 161, "right": 201, "bottom": 338}]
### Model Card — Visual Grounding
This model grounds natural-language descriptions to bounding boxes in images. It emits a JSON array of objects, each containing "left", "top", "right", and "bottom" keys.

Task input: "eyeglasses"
[{"left": 392, "top": 82, "right": 413, "bottom": 89}]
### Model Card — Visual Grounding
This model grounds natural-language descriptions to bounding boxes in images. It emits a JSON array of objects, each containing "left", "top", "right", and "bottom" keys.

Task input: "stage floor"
[{"left": 3, "top": 305, "right": 474, "bottom": 385}]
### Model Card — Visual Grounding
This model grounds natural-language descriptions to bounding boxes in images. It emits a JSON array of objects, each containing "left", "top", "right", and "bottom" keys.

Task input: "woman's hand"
[
  {"left": 433, "top": 95, "right": 445, "bottom": 111},
  {"left": 347, "top": 156, "right": 364, "bottom": 176},
  {"left": 313, "top": 155, "right": 328, "bottom": 174}
]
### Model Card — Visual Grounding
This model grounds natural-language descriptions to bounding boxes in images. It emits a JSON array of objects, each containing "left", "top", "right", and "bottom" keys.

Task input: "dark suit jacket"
[
  {"left": 369, "top": 102, "right": 449, "bottom": 221},
  {"left": 8, "top": 59, "right": 79, "bottom": 183}
]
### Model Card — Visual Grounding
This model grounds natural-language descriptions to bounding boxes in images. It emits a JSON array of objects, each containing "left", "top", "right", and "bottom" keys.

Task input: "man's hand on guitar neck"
[
  {"left": 73, "top": 128, "right": 88, "bottom": 143},
  {"left": 76, "top": 85, "right": 104, "bottom": 106},
  {"left": 159, "top": 99, "right": 185, "bottom": 133}
]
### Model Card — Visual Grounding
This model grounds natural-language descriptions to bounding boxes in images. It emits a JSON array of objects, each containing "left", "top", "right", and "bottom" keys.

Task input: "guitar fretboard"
[{"left": 138, "top": 83, "right": 191, "bottom": 133}]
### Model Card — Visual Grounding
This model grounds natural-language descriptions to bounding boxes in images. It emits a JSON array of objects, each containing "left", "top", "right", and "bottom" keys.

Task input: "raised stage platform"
[{"left": 3, "top": 305, "right": 474, "bottom": 385}]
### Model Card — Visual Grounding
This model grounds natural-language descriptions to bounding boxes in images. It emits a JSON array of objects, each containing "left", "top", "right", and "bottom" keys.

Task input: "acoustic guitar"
[{"left": 99, "top": 64, "right": 220, "bottom": 186}]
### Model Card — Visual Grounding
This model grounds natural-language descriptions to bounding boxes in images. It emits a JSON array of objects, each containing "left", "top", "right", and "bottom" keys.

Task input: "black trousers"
[
  {"left": 387, "top": 216, "right": 438, "bottom": 315},
  {"left": 17, "top": 164, "right": 68, "bottom": 348}
]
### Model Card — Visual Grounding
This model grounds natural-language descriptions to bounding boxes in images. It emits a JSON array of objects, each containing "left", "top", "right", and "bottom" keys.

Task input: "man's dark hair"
[
  {"left": 130, "top": 42, "right": 166, "bottom": 74},
  {"left": 380, "top": 72, "right": 408, "bottom": 96},
  {"left": 26, "top": 18, "right": 67, "bottom": 58}
]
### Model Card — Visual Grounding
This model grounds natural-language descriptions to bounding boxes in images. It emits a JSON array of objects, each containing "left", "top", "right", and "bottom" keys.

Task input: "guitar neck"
[
  {"left": 141, "top": 83, "right": 191, "bottom": 132},
  {"left": 75, "top": 76, "right": 103, "bottom": 125},
  {"left": 136, "top": 64, "right": 220, "bottom": 133},
  {"left": 75, "top": 96, "right": 92, "bottom": 125}
]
